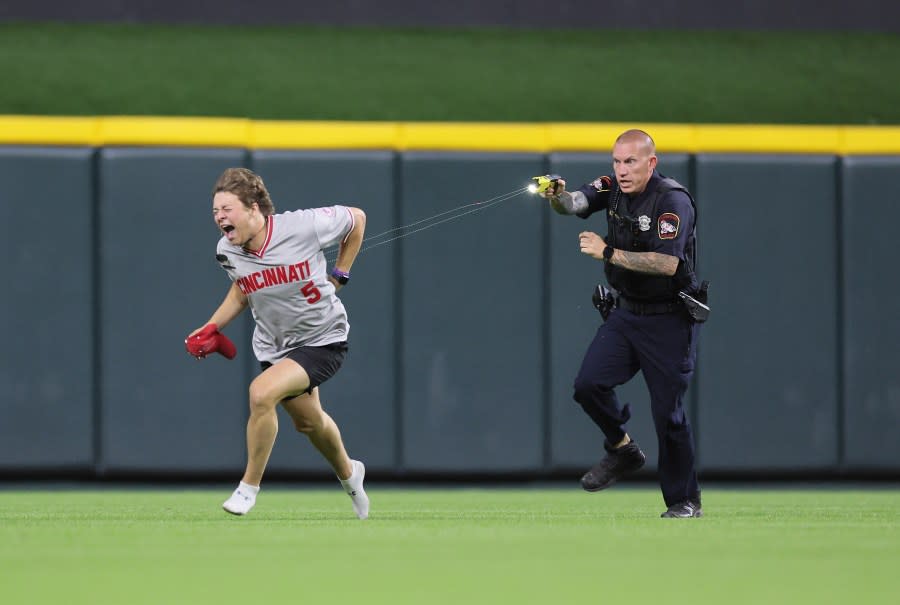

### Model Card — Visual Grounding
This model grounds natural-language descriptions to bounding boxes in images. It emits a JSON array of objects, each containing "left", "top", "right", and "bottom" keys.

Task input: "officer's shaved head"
[
  {"left": 612, "top": 129, "right": 658, "bottom": 195},
  {"left": 615, "top": 129, "right": 656, "bottom": 155}
]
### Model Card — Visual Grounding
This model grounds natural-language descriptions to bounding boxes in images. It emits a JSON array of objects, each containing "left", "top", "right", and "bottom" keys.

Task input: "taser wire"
[{"left": 324, "top": 186, "right": 529, "bottom": 262}]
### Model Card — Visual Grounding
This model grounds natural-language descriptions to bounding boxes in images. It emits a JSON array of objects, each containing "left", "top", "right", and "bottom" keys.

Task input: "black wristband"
[
  {"left": 602, "top": 245, "right": 614, "bottom": 261},
  {"left": 330, "top": 267, "right": 350, "bottom": 285}
]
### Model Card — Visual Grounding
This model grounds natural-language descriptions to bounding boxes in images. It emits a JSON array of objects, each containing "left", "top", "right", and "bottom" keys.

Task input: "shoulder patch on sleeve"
[
  {"left": 591, "top": 176, "right": 612, "bottom": 191},
  {"left": 658, "top": 212, "right": 680, "bottom": 239}
]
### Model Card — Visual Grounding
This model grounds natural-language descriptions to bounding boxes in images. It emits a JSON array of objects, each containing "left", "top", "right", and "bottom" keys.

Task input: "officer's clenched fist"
[{"left": 579, "top": 231, "right": 607, "bottom": 259}]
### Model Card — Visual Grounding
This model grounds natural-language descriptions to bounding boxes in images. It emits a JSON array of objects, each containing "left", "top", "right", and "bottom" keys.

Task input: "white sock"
[
  {"left": 339, "top": 465, "right": 359, "bottom": 489},
  {"left": 239, "top": 481, "right": 260, "bottom": 495},
  {"left": 222, "top": 480, "right": 260, "bottom": 515},
  {"left": 338, "top": 460, "right": 369, "bottom": 520}
]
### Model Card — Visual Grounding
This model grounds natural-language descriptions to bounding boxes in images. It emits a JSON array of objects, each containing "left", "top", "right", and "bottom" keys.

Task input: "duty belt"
[{"left": 617, "top": 296, "right": 681, "bottom": 315}]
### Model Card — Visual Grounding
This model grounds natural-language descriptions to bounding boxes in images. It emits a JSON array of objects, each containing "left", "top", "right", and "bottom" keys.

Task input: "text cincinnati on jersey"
[{"left": 235, "top": 259, "right": 312, "bottom": 295}]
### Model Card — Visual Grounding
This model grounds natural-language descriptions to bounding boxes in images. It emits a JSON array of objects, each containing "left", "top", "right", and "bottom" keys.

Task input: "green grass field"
[
  {"left": 1, "top": 487, "right": 897, "bottom": 604},
  {"left": 2, "top": 23, "right": 899, "bottom": 124}
]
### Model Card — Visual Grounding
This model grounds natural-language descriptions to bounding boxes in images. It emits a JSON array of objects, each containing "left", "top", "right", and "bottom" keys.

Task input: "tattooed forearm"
[
  {"left": 610, "top": 250, "right": 679, "bottom": 276},
  {"left": 549, "top": 190, "right": 588, "bottom": 215}
]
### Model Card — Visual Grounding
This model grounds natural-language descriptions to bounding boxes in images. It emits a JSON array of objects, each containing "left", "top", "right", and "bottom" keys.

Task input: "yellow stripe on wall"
[
  {"left": 0, "top": 115, "right": 898, "bottom": 154},
  {"left": 547, "top": 123, "right": 699, "bottom": 153},
  {"left": 99, "top": 116, "right": 251, "bottom": 147},
  {"left": 0, "top": 115, "right": 102, "bottom": 146},
  {"left": 691, "top": 125, "right": 842, "bottom": 154},
  {"left": 397, "top": 122, "right": 549, "bottom": 152},
  {"left": 840, "top": 126, "right": 900, "bottom": 155},
  {"left": 251, "top": 120, "right": 400, "bottom": 149}
]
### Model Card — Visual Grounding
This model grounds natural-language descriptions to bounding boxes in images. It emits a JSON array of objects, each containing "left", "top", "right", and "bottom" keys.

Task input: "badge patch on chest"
[
  {"left": 657, "top": 213, "right": 680, "bottom": 239},
  {"left": 638, "top": 215, "right": 651, "bottom": 231}
]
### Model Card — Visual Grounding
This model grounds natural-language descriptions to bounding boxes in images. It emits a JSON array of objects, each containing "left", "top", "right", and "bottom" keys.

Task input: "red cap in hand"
[{"left": 185, "top": 324, "right": 236, "bottom": 360}]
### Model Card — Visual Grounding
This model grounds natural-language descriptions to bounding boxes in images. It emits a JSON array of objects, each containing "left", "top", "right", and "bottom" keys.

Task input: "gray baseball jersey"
[{"left": 215, "top": 206, "right": 354, "bottom": 363}]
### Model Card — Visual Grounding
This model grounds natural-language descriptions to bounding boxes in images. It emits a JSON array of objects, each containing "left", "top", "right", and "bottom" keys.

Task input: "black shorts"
[{"left": 260, "top": 341, "right": 348, "bottom": 394}]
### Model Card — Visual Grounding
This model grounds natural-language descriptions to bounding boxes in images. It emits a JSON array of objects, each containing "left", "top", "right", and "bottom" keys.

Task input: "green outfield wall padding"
[
  {"left": 398, "top": 152, "right": 546, "bottom": 471},
  {"left": 840, "top": 156, "right": 900, "bottom": 469},
  {"left": 98, "top": 148, "right": 251, "bottom": 473},
  {"left": 0, "top": 145, "right": 898, "bottom": 477},
  {"left": 0, "top": 147, "right": 95, "bottom": 470},
  {"left": 695, "top": 154, "right": 840, "bottom": 471}
]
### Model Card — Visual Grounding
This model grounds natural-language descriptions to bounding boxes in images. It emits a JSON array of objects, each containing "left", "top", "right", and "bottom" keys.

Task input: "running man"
[{"left": 186, "top": 167, "right": 369, "bottom": 519}]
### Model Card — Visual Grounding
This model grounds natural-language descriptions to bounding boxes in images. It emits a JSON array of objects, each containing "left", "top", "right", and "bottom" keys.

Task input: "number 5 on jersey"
[{"left": 301, "top": 281, "right": 321, "bottom": 304}]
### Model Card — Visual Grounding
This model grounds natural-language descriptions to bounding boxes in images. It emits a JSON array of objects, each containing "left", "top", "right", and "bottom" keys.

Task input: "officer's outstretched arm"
[
  {"left": 537, "top": 179, "right": 589, "bottom": 215},
  {"left": 551, "top": 189, "right": 589, "bottom": 215}
]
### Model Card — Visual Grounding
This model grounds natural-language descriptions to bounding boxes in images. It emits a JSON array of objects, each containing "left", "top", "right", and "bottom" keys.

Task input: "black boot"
[{"left": 580, "top": 440, "right": 646, "bottom": 492}]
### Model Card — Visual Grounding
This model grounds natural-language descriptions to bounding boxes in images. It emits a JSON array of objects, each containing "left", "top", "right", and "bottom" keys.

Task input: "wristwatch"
[{"left": 602, "top": 245, "right": 614, "bottom": 262}]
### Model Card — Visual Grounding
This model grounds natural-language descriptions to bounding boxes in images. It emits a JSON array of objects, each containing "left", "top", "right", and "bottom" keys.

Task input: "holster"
[
  {"left": 592, "top": 284, "right": 616, "bottom": 321},
  {"left": 678, "top": 280, "right": 710, "bottom": 323}
]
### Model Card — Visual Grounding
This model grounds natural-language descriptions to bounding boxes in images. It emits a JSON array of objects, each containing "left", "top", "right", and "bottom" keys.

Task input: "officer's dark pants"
[{"left": 573, "top": 307, "right": 700, "bottom": 506}]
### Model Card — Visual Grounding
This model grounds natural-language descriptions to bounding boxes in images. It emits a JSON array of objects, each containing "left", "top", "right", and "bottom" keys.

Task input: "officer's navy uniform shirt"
[{"left": 576, "top": 170, "right": 698, "bottom": 303}]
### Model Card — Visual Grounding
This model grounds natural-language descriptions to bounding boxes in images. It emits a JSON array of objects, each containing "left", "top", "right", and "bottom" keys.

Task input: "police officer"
[{"left": 542, "top": 129, "right": 703, "bottom": 518}]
